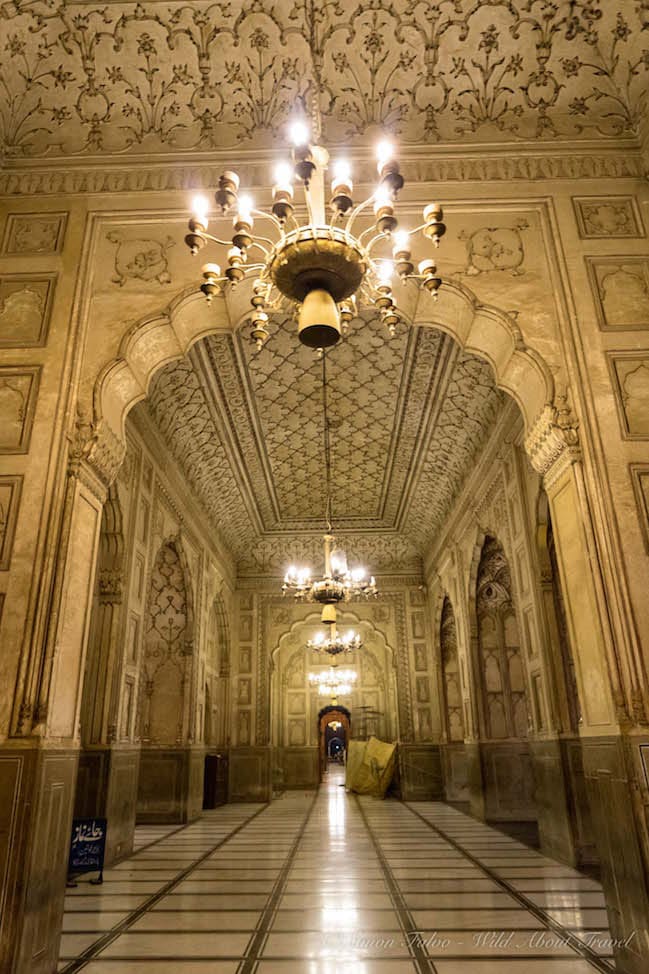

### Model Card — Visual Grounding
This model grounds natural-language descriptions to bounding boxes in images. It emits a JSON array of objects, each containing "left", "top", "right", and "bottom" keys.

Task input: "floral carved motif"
[{"left": 0, "top": 1, "right": 647, "bottom": 158}]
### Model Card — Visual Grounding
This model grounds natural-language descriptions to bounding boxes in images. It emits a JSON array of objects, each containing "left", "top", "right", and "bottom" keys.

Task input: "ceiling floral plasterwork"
[
  {"left": 142, "top": 315, "right": 503, "bottom": 575},
  {"left": 0, "top": 0, "right": 648, "bottom": 159}
]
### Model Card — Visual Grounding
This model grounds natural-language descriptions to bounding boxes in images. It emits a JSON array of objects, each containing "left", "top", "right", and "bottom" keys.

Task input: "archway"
[{"left": 318, "top": 705, "right": 351, "bottom": 777}]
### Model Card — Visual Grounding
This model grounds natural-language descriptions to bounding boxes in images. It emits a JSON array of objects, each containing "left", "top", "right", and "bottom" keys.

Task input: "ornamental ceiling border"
[
  {"left": 1, "top": 0, "right": 647, "bottom": 162},
  {"left": 0, "top": 151, "right": 644, "bottom": 197}
]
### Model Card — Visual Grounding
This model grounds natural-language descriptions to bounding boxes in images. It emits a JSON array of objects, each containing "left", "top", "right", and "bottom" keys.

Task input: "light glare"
[
  {"left": 192, "top": 195, "right": 210, "bottom": 224},
  {"left": 332, "top": 158, "right": 352, "bottom": 184},
  {"left": 376, "top": 139, "right": 395, "bottom": 166},
  {"left": 290, "top": 120, "right": 310, "bottom": 146}
]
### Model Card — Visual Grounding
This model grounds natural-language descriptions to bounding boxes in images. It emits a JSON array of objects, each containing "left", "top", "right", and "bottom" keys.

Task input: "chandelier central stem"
[{"left": 321, "top": 349, "right": 333, "bottom": 534}]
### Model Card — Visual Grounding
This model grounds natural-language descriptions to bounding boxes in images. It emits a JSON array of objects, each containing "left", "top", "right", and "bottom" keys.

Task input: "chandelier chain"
[{"left": 321, "top": 349, "right": 333, "bottom": 533}]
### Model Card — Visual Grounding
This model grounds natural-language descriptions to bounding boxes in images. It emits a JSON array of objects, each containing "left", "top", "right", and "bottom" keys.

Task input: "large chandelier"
[
  {"left": 185, "top": 117, "right": 446, "bottom": 349},
  {"left": 309, "top": 666, "right": 358, "bottom": 704},
  {"left": 307, "top": 626, "right": 363, "bottom": 657},
  {"left": 281, "top": 348, "right": 377, "bottom": 609}
]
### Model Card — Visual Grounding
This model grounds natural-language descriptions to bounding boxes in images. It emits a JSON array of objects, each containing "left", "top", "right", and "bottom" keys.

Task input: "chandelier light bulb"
[
  {"left": 237, "top": 194, "right": 254, "bottom": 225},
  {"left": 373, "top": 185, "right": 392, "bottom": 210},
  {"left": 332, "top": 158, "right": 352, "bottom": 185},
  {"left": 290, "top": 120, "right": 310, "bottom": 147},
  {"left": 393, "top": 230, "right": 410, "bottom": 253},
  {"left": 376, "top": 139, "right": 395, "bottom": 169},
  {"left": 191, "top": 195, "right": 210, "bottom": 227},
  {"left": 377, "top": 260, "right": 394, "bottom": 285},
  {"left": 273, "top": 161, "right": 294, "bottom": 190}
]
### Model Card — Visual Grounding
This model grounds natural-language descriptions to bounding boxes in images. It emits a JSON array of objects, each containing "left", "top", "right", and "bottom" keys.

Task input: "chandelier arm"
[
  {"left": 250, "top": 209, "right": 285, "bottom": 235},
  {"left": 345, "top": 193, "right": 379, "bottom": 235},
  {"left": 201, "top": 232, "right": 239, "bottom": 248},
  {"left": 247, "top": 240, "right": 272, "bottom": 256},
  {"left": 365, "top": 231, "right": 391, "bottom": 253}
]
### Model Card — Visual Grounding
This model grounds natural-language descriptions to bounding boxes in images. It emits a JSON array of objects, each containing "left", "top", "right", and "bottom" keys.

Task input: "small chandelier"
[
  {"left": 281, "top": 349, "right": 377, "bottom": 609},
  {"left": 309, "top": 666, "right": 358, "bottom": 703},
  {"left": 185, "top": 116, "right": 446, "bottom": 349},
  {"left": 307, "top": 625, "right": 363, "bottom": 657}
]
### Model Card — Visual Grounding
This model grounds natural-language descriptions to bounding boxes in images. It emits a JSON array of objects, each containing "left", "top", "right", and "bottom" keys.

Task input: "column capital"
[
  {"left": 524, "top": 398, "right": 580, "bottom": 487},
  {"left": 68, "top": 407, "right": 126, "bottom": 496}
]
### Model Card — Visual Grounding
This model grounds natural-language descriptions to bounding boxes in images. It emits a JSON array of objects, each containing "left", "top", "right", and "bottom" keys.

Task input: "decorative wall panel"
[
  {"left": 0, "top": 275, "right": 56, "bottom": 348},
  {"left": 587, "top": 258, "right": 649, "bottom": 330},
  {"left": 631, "top": 465, "right": 649, "bottom": 554},
  {"left": 608, "top": 353, "right": 649, "bottom": 438},
  {"left": 0, "top": 367, "right": 40, "bottom": 454},
  {"left": 1, "top": 214, "right": 67, "bottom": 255},
  {"left": 0, "top": 476, "right": 23, "bottom": 571},
  {"left": 573, "top": 197, "right": 644, "bottom": 239}
]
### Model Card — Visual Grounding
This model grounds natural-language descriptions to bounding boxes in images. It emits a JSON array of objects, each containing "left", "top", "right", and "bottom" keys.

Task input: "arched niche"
[
  {"left": 475, "top": 535, "right": 530, "bottom": 741},
  {"left": 80, "top": 483, "right": 125, "bottom": 747},
  {"left": 440, "top": 596, "right": 465, "bottom": 743},
  {"left": 139, "top": 538, "right": 193, "bottom": 745}
]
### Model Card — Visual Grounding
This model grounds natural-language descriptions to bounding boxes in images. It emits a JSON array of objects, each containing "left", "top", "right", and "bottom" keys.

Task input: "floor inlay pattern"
[{"left": 58, "top": 771, "right": 618, "bottom": 972}]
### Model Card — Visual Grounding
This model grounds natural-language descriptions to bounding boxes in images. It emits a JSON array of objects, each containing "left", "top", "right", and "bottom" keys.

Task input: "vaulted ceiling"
[
  {"left": 1, "top": 1, "right": 647, "bottom": 160},
  {"left": 141, "top": 316, "right": 503, "bottom": 574}
]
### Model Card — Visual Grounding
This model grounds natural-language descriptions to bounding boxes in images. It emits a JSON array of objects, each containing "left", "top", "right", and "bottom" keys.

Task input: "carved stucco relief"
[
  {"left": 572, "top": 196, "right": 644, "bottom": 239},
  {"left": 0, "top": 1, "right": 647, "bottom": 159}
]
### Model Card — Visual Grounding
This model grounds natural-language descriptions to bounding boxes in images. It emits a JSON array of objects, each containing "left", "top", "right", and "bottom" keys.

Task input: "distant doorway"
[{"left": 318, "top": 706, "right": 351, "bottom": 777}]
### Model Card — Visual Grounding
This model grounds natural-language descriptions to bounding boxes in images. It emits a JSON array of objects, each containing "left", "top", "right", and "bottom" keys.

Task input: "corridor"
[{"left": 58, "top": 769, "right": 617, "bottom": 973}]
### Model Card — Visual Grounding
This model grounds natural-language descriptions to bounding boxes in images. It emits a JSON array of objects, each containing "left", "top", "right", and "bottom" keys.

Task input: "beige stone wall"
[{"left": 426, "top": 402, "right": 556, "bottom": 743}]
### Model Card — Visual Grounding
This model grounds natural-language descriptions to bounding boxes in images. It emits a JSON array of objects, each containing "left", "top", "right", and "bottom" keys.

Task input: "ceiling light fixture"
[
  {"left": 185, "top": 116, "right": 446, "bottom": 349},
  {"left": 309, "top": 665, "right": 358, "bottom": 705},
  {"left": 307, "top": 626, "right": 363, "bottom": 657},
  {"left": 281, "top": 348, "right": 377, "bottom": 613}
]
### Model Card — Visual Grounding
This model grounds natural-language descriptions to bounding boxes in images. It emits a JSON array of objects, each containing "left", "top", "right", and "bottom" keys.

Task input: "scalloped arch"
[{"left": 93, "top": 278, "right": 555, "bottom": 454}]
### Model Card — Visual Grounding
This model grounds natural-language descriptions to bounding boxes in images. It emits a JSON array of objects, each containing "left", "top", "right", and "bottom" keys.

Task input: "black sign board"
[{"left": 67, "top": 818, "right": 107, "bottom": 884}]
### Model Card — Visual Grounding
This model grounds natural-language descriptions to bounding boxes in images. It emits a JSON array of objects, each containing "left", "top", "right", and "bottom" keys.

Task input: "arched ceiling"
[
  {"left": 140, "top": 316, "right": 503, "bottom": 575},
  {"left": 0, "top": 1, "right": 647, "bottom": 160}
]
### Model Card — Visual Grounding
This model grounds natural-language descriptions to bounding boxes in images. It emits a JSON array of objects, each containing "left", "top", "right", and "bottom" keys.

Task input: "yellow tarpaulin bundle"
[{"left": 345, "top": 736, "right": 396, "bottom": 797}]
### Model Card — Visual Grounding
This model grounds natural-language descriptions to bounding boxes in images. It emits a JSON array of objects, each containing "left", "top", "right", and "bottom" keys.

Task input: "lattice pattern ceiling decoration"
[
  {"left": 144, "top": 315, "right": 503, "bottom": 574},
  {"left": 1, "top": 1, "right": 647, "bottom": 159}
]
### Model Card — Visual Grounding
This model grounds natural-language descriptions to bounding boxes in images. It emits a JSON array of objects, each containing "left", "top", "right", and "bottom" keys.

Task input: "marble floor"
[{"left": 58, "top": 768, "right": 617, "bottom": 973}]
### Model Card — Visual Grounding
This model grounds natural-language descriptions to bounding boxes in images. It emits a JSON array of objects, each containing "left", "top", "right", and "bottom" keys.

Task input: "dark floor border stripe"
[
  {"left": 404, "top": 802, "right": 615, "bottom": 974},
  {"left": 354, "top": 795, "right": 438, "bottom": 974},
  {"left": 236, "top": 789, "right": 320, "bottom": 974},
  {"left": 59, "top": 804, "right": 269, "bottom": 974}
]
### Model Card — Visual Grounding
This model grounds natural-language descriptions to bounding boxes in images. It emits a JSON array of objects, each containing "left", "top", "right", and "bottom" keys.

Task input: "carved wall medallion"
[
  {"left": 573, "top": 196, "right": 644, "bottom": 239},
  {"left": 0, "top": 475, "right": 23, "bottom": 570},
  {"left": 608, "top": 352, "right": 649, "bottom": 439},
  {"left": 0, "top": 275, "right": 56, "bottom": 348},
  {"left": 106, "top": 231, "right": 174, "bottom": 286},
  {"left": 458, "top": 221, "right": 529, "bottom": 277},
  {"left": 587, "top": 258, "right": 649, "bottom": 330},
  {"left": 0, "top": 366, "right": 40, "bottom": 454},
  {"left": 1, "top": 213, "right": 68, "bottom": 254},
  {"left": 630, "top": 465, "right": 649, "bottom": 554}
]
